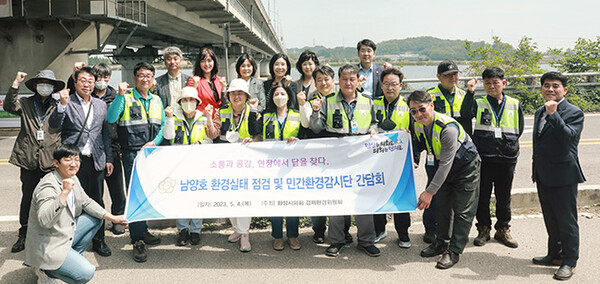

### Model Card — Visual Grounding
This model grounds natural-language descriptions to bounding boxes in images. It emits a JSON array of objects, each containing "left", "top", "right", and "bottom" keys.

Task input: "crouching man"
[{"left": 25, "top": 144, "right": 127, "bottom": 284}]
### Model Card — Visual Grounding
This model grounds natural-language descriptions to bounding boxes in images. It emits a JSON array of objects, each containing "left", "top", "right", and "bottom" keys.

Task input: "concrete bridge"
[{"left": 0, "top": 0, "right": 284, "bottom": 90}]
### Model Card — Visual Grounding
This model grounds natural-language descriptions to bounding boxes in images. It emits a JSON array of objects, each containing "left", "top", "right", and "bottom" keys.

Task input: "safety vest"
[
  {"left": 325, "top": 91, "right": 373, "bottom": 135},
  {"left": 472, "top": 95, "right": 520, "bottom": 160},
  {"left": 413, "top": 112, "right": 479, "bottom": 173},
  {"left": 262, "top": 109, "right": 301, "bottom": 141},
  {"left": 219, "top": 104, "right": 252, "bottom": 141},
  {"left": 117, "top": 90, "right": 163, "bottom": 150},
  {"left": 427, "top": 85, "right": 466, "bottom": 118},
  {"left": 171, "top": 114, "right": 207, "bottom": 145},
  {"left": 372, "top": 96, "right": 410, "bottom": 131}
]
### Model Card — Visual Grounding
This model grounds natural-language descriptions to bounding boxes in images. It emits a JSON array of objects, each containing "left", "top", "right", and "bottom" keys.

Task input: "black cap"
[{"left": 437, "top": 60, "right": 460, "bottom": 75}]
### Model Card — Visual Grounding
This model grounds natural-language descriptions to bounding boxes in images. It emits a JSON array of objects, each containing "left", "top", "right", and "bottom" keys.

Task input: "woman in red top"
[{"left": 187, "top": 47, "right": 227, "bottom": 117}]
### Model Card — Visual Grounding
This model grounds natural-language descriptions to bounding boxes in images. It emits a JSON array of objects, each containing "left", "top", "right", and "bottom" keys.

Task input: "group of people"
[{"left": 4, "top": 38, "right": 585, "bottom": 283}]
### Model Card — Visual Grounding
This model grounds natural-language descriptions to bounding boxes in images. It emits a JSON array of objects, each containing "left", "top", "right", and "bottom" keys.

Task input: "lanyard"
[
  {"left": 342, "top": 100, "right": 357, "bottom": 121},
  {"left": 277, "top": 110, "right": 288, "bottom": 140},
  {"left": 490, "top": 96, "right": 506, "bottom": 127},
  {"left": 33, "top": 100, "right": 49, "bottom": 127},
  {"left": 423, "top": 127, "right": 434, "bottom": 154},
  {"left": 231, "top": 107, "right": 246, "bottom": 132},
  {"left": 184, "top": 119, "right": 196, "bottom": 143}
]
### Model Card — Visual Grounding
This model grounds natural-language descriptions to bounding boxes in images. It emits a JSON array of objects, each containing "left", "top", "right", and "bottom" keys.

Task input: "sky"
[{"left": 261, "top": 0, "right": 598, "bottom": 51}]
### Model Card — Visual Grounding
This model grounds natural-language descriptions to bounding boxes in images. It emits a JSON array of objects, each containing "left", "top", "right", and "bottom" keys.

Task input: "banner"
[{"left": 125, "top": 131, "right": 417, "bottom": 222}]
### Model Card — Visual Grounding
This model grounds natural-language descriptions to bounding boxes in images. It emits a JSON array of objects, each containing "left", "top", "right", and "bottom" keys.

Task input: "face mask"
[
  {"left": 273, "top": 96, "right": 288, "bottom": 108},
  {"left": 95, "top": 81, "right": 108, "bottom": 90},
  {"left": 225, "top": 130, "right": 240, "bottom": 143},
  {"left": 36, "top": 83, "right": 54, "bottom": 97},
  {"left": 181, "top": 101, "right": 197, "bottom": 114}
]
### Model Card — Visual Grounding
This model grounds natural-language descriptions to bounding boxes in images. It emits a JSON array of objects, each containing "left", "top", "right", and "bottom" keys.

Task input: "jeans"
[
  {"left": 45, "top": 213, "right": 102, "bottom": 284},
  {"left": 176, "top": 219, "right": 203, "bottom": 233},
  {"left": 270, "top": 217, "right": 299, "bottom": 238},
  {"left": 122, "top": 150, "right": 147, "bottom": 242}
]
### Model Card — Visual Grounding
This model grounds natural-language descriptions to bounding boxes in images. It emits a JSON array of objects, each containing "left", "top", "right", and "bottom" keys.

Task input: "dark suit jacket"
[
  {"left": 49, "top": 94, "right": 112, "bottom": 171},
  {"left": 532, "top": 99, "right": 585, "bottom": 186},
  {"left": 357, "top": 63, "right": 384, "bottom": 98},
  {"left": 155, "top": 72, "right": 191, "bottom": 107}
]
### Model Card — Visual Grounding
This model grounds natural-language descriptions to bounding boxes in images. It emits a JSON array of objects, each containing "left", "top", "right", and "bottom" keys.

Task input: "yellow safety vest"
[
  {"left": 117, "top": 90, "right": 163, "bottom": 150},
  {"left": 220, "top": 104, "right": 252, "bottom": 141},
  {"left": 172, "top": 114, "right": 207, "bottom": 145},
  {"left": 413, "top": 112, "right": 467, "bottom": 159},
  {"left": 325, "top": 91, "right": 373, "bottom": 135},
  {"left": 427, "top": 85, "right": 466, "bottom": 118},
  {"left": 372, "top": 96, "right": 410, "bottom": 131},
  {"left": 473, "top": 95, "right": 520, "bottom": 159},
  {"left": 262, "top": 109, "right": 301, "bottom": 141}
]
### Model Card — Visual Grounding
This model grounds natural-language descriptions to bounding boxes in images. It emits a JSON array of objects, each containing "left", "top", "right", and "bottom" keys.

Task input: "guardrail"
[{"left": 228, "top": 0, "right": 281, "bottom": 53}]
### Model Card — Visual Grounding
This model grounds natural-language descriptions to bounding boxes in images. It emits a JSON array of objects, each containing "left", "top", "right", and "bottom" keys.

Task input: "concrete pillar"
[
  {"left": 258, "top": 58, "right": 270, "bottom": 79},
  {"left": 113, "top": 46, "right": 158, "bottom": 85}
]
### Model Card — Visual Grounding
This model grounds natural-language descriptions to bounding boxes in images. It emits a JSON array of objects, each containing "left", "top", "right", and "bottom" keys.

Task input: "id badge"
[
  {"left": 494, "top": 127, "right": 502, "bottom": 138},
  {"left": 36, "top": 130, "right": 44, "bottom": 141},
  {"left": 426, "top": 152, "right": 435, "bottom": 166},
  {"left": 350, "top": 120, "right": 358, "bottom": 134}
]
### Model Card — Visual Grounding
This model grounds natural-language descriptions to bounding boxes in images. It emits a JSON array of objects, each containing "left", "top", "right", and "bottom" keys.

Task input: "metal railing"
[{"left": 228, "top": 0, "right": 281, "bottom": 53}]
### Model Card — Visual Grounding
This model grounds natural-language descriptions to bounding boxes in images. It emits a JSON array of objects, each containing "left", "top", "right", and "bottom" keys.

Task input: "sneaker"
[
  {"left": 133, "top": 240, "right": 147, "bottom": 263},
  {"left": 240, "top": 234, "right": 251, "bottom": 252},
  {"left": 228, "top": 232, "right": 242, "bottom": 243},
  {"left": 11, "top": 235, "right": 25, "bottom": 253},
  {"left": 143, "top": 231, "right": 161, "bottom": 245},
  {"left": 344, "top": 232, "right": 353, "bottom": 244},
  {"left": 176, "top": 229, "right": 190, "bottom": 246},
  {"left": 494, "top": 227, "right": 518, "bottom": 248},
  {"left": 358, "top": 245, "right": 381, "bottom": 257},
  {"left": 473, "top": 225, "right": 491, "bottom": 246},
  {"left": 34, "top": 268, "right": 57, "bottom": 284},
  {"left": 111, "top": 223, "right": 126, "bottom": 235},
  {"left": 288, "top": 238, "right": 301, "bottom": 250},
  {"left": 423, "top": 228, "right": 436, "bottom": 244},
  {"left": 273, "top": 238, "right": 284, "bottom": 251},
  {"left": 397, "top": 239, "right": 412, "bottom": 249},
  {"left": 312, "top": 235, "right": 325, "bottom": 244},
  {"left": 325, "top": 243, "right": 345, "bottom": 257},
  {"left": 374, "top": 231, "right": 388, "bottom": 243},
  {"left": 190, "top": 233, "right": 201, "bottom": 245}
]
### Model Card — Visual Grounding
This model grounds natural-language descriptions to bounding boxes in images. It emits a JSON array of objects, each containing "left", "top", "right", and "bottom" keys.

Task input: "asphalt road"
[{"left": 0, "top": 114, "right": 599, "bottom": 283}]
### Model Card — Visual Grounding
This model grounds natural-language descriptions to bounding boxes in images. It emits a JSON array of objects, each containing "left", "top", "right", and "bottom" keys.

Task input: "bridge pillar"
[
  {"left": 113, "top": 46, "right": 159, "bottom": 85},
  {"left": 258, "top": 57, "right": 270, "bottom": 79}
]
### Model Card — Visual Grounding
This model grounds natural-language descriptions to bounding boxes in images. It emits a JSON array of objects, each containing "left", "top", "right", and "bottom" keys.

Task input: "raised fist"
[
  {"left": 312, "top": 98, "right": 323, "bottom": 112},
  {"left": 297, "top": 91, "right": 306, "bottom": 106},
  {"left": 164, "top": 106, "right": 174, "bottom": 118},
  {"left": 118, "top": 82, "right": 129, "bottom": 96}
]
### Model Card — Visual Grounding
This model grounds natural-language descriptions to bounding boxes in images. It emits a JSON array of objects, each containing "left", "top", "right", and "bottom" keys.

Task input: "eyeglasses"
[
  {"left": 382, "top": 82, "right": 400, "bottom": 88},
  {"left": 62, "top": 157, "right": 80, "bottom": 165},
  {"left": 77, "top": 78, "right": 95, "bottom": 85},
  {"left": 136, "top": 74, "right": 153, "bottom": 80},
  {"left": 409, "top": 107, "right": 428, "bottom": 115}
]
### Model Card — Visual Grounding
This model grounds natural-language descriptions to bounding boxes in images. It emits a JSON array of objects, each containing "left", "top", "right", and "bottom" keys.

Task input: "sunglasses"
[{"left": 409, "top": 107, "right": 428, "bottom": 115}]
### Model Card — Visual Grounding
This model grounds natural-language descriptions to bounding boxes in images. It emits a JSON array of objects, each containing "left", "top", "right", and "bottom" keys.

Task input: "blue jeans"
[
  {"left": 176, "top": 219, "right": 203, "bottom": 233},
  {"left": 45, "top": 213, "right": 102, "bottom": 284},
  {"left": 122, "top": 150, "right": 148, "bottom": 242},
  {"left": 270, "top": 217, "right": 299, "bottom": 238}
]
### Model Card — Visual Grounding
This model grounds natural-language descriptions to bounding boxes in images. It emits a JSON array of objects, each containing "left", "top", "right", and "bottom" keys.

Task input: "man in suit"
[
  {"left": 357, "top": 39, "right": 384, "bottom": 99},
  {"left": 532, "top": 71, "right": 585, "bottom": 281},
  {"left": 155, "top": 46, "right": 191, "bottom": 115},
  {"left": 25, "top": 144, "right": 126, "bottom": 284},
  {"left": 49, "top": 66, "right": 114, "bottom": 257}
]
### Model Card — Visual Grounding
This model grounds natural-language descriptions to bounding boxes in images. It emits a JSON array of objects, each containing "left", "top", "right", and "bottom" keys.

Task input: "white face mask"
[
  {"left": 95, "top": 81, "right": 108, "bottom": 90},
  {"left": 273, "top": 96, "right": 288, "bottom": 108},
  {"left": 36, "top": 83, "right": 54, "bottom": 97},
  {"left": 181, "top": 101, "right": 197, "bottom": 114},
  {"left": 225, "top": 130, "right": 240, "bottom": 143}
]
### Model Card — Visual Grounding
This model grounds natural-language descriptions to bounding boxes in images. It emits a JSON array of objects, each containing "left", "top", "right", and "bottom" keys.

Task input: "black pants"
[
  {"left": 423, "top": 165, "right": 437, "bottom": 230},
  {"left": 393, "top": 213, "right": 411, "bottom": 240},
  {"left": 105, "top": 152, "right": 125, "bottom": 215},
  {"left": 476, "top": 161, "right": 516, "bottom": 229},
  {"left": 18, "top": 168, "right": 47, "bottom": 236},
  {"left": 312, "top": 216, "right": 351, "bottom": 238},
  {"left": 77, "top": 155, "right": 106, "bottom": 240},
  {"left": 537, "top": 182, "right": 579, "bottom": 267}
]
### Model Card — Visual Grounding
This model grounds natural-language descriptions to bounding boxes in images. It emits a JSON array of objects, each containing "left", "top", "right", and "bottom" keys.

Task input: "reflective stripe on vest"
[
  {"left": 474, "top": 96, "right": 520, "bottom": 135},
  {"left": 413, "top": 112, "right": 467, "bottom": 159},
  {"left": 262, "top": 109, "right": 301, "bottom": 141},
  {"left": 427, "top": 86, "right": 465, "bottom": 118},
  {"left": 220, "top": 104, "right": 252, "bottom": 140},
  {"left": 117, "top": 91, "right": 163, "bottom": 150},
  {"left": 325, "top": 92, "right": 372, "bottom": 134},
  {"left": 172, "top": 115, "right": 207, "bottom": 145},
  {"left": 372, "top": 97, "right": 410, "bottom": 130}
]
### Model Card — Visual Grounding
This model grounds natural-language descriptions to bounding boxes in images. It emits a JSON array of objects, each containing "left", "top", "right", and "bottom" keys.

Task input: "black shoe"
[
  {"left": 176, "top": 229, "right": 190, "bottom": 246},
  {"left": 325, "top": 243, "right": 345, "bottom": 257},
  {"left": 11, "top": 236, "right": 25, "bottom": 253},
  {"left": 111, "top": 223, "right": 126, "bottom": 235},
  {"left": 423, "top": 228, "right": 436, "bottom": 244},
  {"left": 436, "top": 249, "right": 460, "bottom": 269},
  {"left": 553, "top": 265, "right": 574, "bottom": 280},
  {"left": 358, "top": 245, "right": 381, "bottom": 257},
  {"left": 190, "top": 233, "right": 201, "bottom": 245},
  {"left": 143, "top": 231, "right": 161, "bottom": 245},
  {"left": 312, "top": 235, "right": 325, "bottom": 244},
  {"left": 133, "top": 240, "right": 147, "bottom": 263},
  {"left": 344, "top": 233, "right": 353, "bottom": 244},
  {"left": 92, "top": 239, "right": 112, "bottom": 257},
  {"left": 420, "top": 242, "right": 447, "bottom": 257},
  {"left": 533, "top": 255, "right": 562, "bottom": 266}
]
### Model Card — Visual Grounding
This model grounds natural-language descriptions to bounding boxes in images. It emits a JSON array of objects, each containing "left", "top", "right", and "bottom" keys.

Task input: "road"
[{"left": 0, "top": 114, "right": 599, "bottom": 283}]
